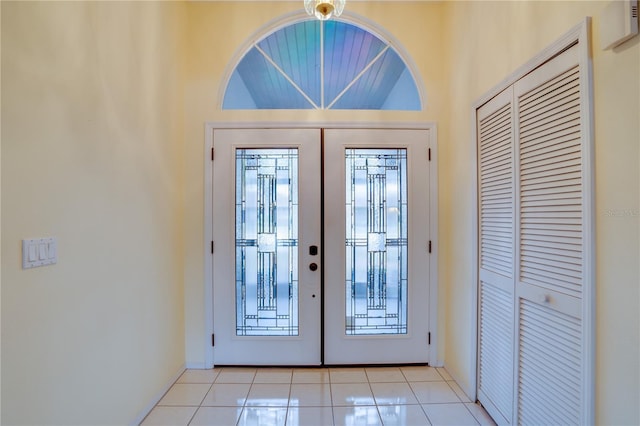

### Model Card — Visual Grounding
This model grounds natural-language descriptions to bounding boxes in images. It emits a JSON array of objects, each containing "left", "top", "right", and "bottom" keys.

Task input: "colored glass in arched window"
[{"left": 223, "top": 19, "right": 422, "bottom": 110}]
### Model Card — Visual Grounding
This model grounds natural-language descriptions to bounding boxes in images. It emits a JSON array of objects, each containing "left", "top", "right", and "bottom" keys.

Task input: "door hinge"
[
  {"left": 428, "top": 332, "right": 431, "bottom": 345},
  {"left": 428, "top": 240, "right": 432, "bottom": 253},
  {"left": 211, "top": 334, "right": 215, "bottom": 347},
  {"left": 211, "top": 241, "right": 214, "bottom": 254},
  {"left": 211, "top": 147, "right": 215, "bottom": 161},
  {"left": 428, "top": 148, "right": 431, "bottom": 161}
]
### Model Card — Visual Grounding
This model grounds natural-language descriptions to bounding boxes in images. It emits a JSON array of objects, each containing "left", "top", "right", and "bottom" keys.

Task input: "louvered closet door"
[
  {"left": 514, "top": 43, "right": 587, "bottom": 425},
  {"left": 477, "top": 87, "right": 515, "bottom": 426}
]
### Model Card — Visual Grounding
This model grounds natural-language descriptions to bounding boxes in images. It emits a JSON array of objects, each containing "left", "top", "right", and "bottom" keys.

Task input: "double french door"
[{"left": 212, "top": 128, "right": 431, "bottom": 365}]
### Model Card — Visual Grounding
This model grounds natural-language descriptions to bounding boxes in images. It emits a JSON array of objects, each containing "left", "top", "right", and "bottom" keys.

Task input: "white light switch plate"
[{"left": 23, "top": 238, "right": 57, "bottom": 269}]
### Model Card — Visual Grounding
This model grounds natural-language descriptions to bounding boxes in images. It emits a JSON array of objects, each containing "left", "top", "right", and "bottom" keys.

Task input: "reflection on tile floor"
[{"left": 141, "top": 366, "right": 496, "bottom": 426}]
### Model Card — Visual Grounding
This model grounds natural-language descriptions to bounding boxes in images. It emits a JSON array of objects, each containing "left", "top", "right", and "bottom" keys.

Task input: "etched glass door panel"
[
  {"left": 235, "top": 149, "right": 299, "bottom": 336},
  {"left": 345, "top": 149, "right": 408, "bottom": 335},
  {"left": 324, "top": 129, "right": 431, "bottom": 364},
  {"left": 213, "top": 129, "right": 321, "bottom": 365}
]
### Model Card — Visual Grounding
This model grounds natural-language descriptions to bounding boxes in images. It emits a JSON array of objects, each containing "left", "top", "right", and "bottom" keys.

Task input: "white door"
[
  {"left": 324, "top": 129, "right": 431, "bottom": 364},
  {"left": 513, "top": 42, "right": 589, "bottom": 425},
  {"left": 476, "top": 86, "right": 515, "bottom": 426},
  {"left": 212, "top": 128, "right": 432, "bottom": 365},
  {"left": 212, "top": 128, "right": 322, "bottom": 365}
]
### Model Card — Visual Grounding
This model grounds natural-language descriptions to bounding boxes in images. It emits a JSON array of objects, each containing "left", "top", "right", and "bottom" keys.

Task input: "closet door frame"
[{"left": 470, "top": 18, "right": 594, "bottom": 424}]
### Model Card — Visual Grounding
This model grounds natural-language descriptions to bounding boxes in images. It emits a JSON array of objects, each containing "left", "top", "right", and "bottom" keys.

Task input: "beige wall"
[
  {"left": 2, "top": 1, "right": 638, "bottom": 425},
  {"left": 1, "top": 2, "right": 186, "bottom": 424},
  {"left": 442, "top": 1, "right": 639, "bottom": 425}
]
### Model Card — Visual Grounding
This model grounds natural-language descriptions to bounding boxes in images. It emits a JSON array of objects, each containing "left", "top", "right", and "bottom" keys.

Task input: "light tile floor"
[{"left": 141, "top": 366, "right": 496, "bottom": 426}]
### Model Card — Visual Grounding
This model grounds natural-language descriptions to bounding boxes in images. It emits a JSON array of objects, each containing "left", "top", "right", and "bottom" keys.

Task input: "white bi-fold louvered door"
[
  {"left": 514, "top": 42, "right": 588, "bottom": 426},
  {"left": 477, "top": 87, "right": 515, "bottom": 426},
  {"left": 477, "top": 34, "right": 593, "bottom": 426}
]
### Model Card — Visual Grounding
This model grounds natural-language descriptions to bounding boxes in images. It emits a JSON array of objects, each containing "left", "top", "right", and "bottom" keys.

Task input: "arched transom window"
[{"left": 223, "top": 19, "right": 422, "bottom": 110}]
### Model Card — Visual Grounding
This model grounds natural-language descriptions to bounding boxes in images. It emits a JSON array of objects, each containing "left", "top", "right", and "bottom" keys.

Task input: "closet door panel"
[
  {"left": 516, "top": 44, "right": 583, "bottom": 300},
  {"left": 477, "top": 87, "right": 515, "bottom": 426},
  {"left": 518, "top": 300, "right": 582, "bottom": 425},
  {"left": 514, "top": 42, "right": 586, "bottom": 425},
  {"left": 478, "top": 280, "right": 514, "bottom": 425}
]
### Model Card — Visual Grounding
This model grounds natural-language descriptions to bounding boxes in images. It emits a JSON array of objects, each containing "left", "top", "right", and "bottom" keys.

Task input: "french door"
[
  {"left": 324, "top": 129, "right": 431, "bottom": 364},
  {"left": 212, "top": 129, "right": 321, "bottom": 365},
  {"left": 212, "top": 128, "right": 431, "bottom": 365}
]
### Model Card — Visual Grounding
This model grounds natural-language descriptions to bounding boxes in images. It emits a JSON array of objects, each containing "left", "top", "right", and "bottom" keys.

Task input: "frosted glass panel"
[
  {"left": 236, "top": 149, "right": 299, "bottom": 336},
  {"left": 345, "top": 149, "right": 408, "bottom": 335}
]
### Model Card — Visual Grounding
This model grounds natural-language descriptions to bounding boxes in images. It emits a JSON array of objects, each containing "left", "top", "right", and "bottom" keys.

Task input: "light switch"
[
  {"left": 48, "top": 241, "right": 57, "bottom": 259},
  {"left": 39, "top": 243, "right": 48, "bottom": 260},
  {"left": 23, "top": 237, "right": 57, "bottom": 269},
  {"left": 28, "top": 244, "right": 38, "bottom": 262}
]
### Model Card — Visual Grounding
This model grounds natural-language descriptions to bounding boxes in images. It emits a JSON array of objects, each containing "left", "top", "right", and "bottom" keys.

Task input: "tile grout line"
[
  {"left": 186, "top": 379, "right": 215, "bottom": 426},
  {"left": 404, "top": 368, "right": 435, "bottom": 424},
  {"left": 284, "top": 371, "right": 293, "bottom": 426},
  {"left": 328, "top": 371, "right": 336, "bottom": 426},
  {"left": 363, "top": 368, "right": 384, "bottom": 424}
]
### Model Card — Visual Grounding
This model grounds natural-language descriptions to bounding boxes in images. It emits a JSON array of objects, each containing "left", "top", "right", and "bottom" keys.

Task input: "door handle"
[{"left": 309, "top": 263, "right": 318, "bottom": 271}]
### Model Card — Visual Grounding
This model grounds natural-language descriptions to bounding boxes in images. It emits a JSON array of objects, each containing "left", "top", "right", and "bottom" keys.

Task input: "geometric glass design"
[
  {"left": 235, "top": 149, "right": 299, "bottom": 336},
  {"left": 223, "top": 20, "right": 421, "bottom": 111},
  {"left": 345, "top": 149, "right": 408, "bottom": 335}
]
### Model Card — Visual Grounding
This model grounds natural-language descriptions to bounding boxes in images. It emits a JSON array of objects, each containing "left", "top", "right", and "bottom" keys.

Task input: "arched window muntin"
[{"left": 218, "top": 11, "right": 425, "bottom": 111}]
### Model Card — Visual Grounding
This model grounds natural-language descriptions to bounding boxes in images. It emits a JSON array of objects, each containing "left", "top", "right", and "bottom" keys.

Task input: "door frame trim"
[{"left": 204, "top": 122, "right": 439, "bottom": 368}]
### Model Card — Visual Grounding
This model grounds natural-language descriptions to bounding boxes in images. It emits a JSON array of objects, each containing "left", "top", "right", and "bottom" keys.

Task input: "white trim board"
[{"left": 203, "top": 122, "right": 439, "bottom": 368}]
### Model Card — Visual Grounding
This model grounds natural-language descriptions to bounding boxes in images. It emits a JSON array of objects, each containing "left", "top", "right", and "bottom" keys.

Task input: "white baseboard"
[
  {"left": 429, "top": 359, "right": 444, "bottom": 368},
  {"left": 130, "top": 363, "right": 186, "bottom": 426},
  {"left": 185, "top": 362, "right": 210, "bottom": 369}
]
